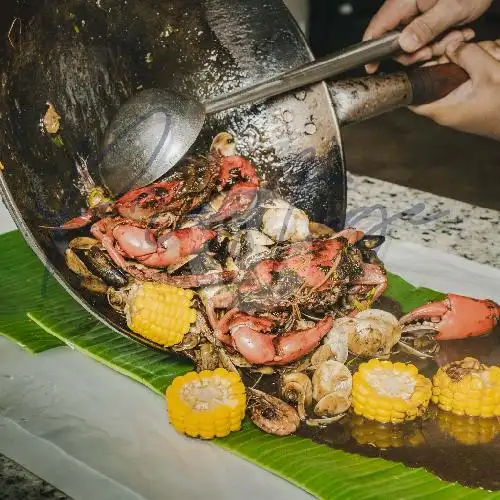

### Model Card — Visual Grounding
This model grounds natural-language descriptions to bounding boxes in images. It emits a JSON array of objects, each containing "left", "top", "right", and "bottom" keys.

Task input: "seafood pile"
[{"left": 55, "top": 132, "right": 500, "bottom": 439}]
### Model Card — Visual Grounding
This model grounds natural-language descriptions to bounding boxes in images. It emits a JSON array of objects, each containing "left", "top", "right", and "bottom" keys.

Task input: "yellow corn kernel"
[
  {"left": 352, "top": 359, "right": 432, "bottom": 424},
  {"left": 432, "top": 358, "right": 500, "bottom": 418},
  {"left": 166, "top": 368, "right": 246, "bottom": 439},
  {"left": 124, "top": 282, "right": 197, "bottom": 347}
]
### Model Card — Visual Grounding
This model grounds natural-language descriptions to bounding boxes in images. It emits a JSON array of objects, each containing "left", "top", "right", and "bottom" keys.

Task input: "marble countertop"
[{"left": 346, "top": 173, "right": 500, "bottom": 269}]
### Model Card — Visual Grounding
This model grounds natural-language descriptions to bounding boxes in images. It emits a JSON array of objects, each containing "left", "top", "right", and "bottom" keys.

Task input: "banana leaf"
[{"left": 1, "top": 229, "right": 498, "bottom": 499}]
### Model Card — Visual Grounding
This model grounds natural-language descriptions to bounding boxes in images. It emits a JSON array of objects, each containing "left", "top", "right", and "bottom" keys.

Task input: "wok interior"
[{"left": 0, "top": 0, "right": 346, "bottom": 348}]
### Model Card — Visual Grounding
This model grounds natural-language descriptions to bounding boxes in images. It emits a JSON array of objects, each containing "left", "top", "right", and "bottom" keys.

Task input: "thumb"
[
  {"left": 446, "top": 41, "right": 499, "bottom": 81},
  {"left": 399, "top": 0, "right": 460, "bottom": 52}
]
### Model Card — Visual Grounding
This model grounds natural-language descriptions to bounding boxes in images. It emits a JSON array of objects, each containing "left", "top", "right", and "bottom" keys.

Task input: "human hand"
[
  {"left": 410, "top": 40, "right": 500, "bottom": 141},
  {"left": 363, "top": 0, "right": 492, "bottom": 73}
]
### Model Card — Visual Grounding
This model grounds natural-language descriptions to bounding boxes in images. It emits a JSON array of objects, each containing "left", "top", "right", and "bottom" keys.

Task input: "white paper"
[{"left": 1, "top": 204, "right": 500, "bottom": 500}]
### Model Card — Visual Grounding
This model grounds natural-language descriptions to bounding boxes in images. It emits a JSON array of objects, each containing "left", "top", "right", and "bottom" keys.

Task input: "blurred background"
[{"left": 1, "top": 1, "right": 499, "bottom": 210}]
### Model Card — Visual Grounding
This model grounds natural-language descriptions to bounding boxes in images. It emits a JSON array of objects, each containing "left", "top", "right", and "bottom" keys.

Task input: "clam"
[
  {"left": 247, "top": 388, "right": 300, "bottom": 436},
  {"left": 310, "top": 345, "right": 334, "bottom": 369},
  {"left": 281, "top": 372, "right": 313, "bottom": 420},
  {"left": 260, "top": 199, "right": 310, "bottom": 242},
  {"left": 312, "top": 360, "right": 352, "bottom": 402},
  {"left": 314, "top": 393, "right": 351, "bottom": 417},
  {"left": 348, "top": 309, "right": 401, "bottom": 357},
  {"left": 323, "top": 319, "right": 350, "bottom": 363}
]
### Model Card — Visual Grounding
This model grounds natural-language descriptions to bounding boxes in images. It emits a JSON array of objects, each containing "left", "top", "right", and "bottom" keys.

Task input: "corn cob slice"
[
  {"left": 437, "top": 410, "right": 499, "bottom": 445},
  {"left": 350, "top": 415, "right": 424, "bottom": 448},
  {"left": 166, "top": 368, "right": 246, "bottom": 439},
  {"left": 352, "top": 359, "right": 432, "bottom": 424},
  {"left": 432, "top": 357, "right": 500, "bottom": 418},
  {"left": 125, "top": 281, "right": 197, "bottom": 347}
]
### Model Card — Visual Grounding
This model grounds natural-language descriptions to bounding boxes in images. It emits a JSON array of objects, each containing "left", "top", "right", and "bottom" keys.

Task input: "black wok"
[{"left": 0, "top": 0, "right": 466, "bottom": 351}]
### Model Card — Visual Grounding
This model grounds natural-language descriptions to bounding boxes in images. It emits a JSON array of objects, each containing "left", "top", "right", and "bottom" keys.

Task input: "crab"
[
  {"left": 197, "top": 235, "right": 388, "bottom": 366},
  {"left": 88, "top": 217, "right": 217, "bottom": 270},
  {"left": 399, "top": 293, "right": 500, "bottom": 341},
  {"left": 49, "top": 132, "right": 260, "bottom": 231},
  {"left": 214, "top": 311, "right": 334, "bottom": 366}
]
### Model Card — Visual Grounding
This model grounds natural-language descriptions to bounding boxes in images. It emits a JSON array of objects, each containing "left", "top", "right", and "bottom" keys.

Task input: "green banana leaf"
[{"left": 1, "top": 230, "right": 498, "bottom": 500}]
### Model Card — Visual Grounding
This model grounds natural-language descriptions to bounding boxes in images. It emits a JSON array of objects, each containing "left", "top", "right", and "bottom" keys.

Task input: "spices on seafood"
[
  {"left": 247, "top": 387, "right": 300, "bottom": 436},
  {"left": 352, "top": 359, "right": 432, "bottom": 424},
  {"left": 166, "top": 368, "right": 246, "bottom": 439},
  {"left": 432, "top": 357, "right": 500, "bottom": 418}
]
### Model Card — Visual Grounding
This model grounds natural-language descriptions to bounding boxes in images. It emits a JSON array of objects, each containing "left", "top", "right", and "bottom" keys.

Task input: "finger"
[
  {"left": 446, "top": 40, "right": 500, "bottom": 81},
  {"left": 476, "top": 40, "right": 500, "bottom": 61},
  {"left": 408, "top": 79, "right": 473, "bottom": 118},
  {"left": 395, "top": 46, "right": 434, "bottom": 65},
  {"left": 364, "top": 29, "right": 472, "bottom": 71},
  {"left": 363, "top": 0, "right": 420, "bottom": 41},
  {"left": 365, "top": 62, "right": 379, "bottom": 74},
  {"left": 428, "top": 28, "right": 475, "bottom": 56},
  {"left": 399, "top": 0, "right": 465, "bottom": 52}
]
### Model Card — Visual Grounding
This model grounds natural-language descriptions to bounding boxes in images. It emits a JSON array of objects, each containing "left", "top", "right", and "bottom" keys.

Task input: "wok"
[{"left": 0, "top": 0, "right": 466, "bottom": 352}]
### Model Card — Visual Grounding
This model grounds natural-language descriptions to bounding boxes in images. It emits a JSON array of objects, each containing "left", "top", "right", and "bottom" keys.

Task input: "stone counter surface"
[
  {"left": 0, "top": 454, "right": 70, "bottom": 500},
  {"left": 346, "top": 173, "right": 500, "bottom": 269}
]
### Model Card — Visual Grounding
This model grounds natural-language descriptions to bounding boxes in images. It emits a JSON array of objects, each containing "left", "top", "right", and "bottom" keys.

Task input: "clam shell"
[{"left": 312, "top": 360, "right": 353, "bottom": 402}]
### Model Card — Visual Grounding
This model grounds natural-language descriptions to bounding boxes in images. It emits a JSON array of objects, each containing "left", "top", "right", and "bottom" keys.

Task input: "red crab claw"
[
  {"left": 210, "top": 155, "right": 260, "bottom": 222},
  {"left": 399, "top": 293, "right": 500, "bottom": 341},
  {"left": 215, "top": 312, "right": 334, "bottom": 366}
]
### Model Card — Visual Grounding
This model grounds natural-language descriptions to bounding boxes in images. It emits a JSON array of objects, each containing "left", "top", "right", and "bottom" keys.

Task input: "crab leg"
[
  {"left": 272, "top": 315, "right": 334, "bottom": 365},
  {"left": 210, "top": 155, "right": 260, "bottom": 222},
  {"left": 331, "top": 228, "right": 364, "bottom": 245},
  {"left": 128, "top": 269, "right": 238, "bottom": 289},
  {"left": 399, "top": 293, "right": 500, "bottom": 340},
  {"left": 137, "top": 228, "right": 217, "bottom": 268},
  {"left": 352, "top": 263, "right": 388, "bottom": 301}
]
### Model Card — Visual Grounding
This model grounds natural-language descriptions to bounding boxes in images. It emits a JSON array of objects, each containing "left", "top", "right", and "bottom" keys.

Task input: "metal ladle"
[{"left": 98, "top": 32, "right": 402, "bottom": 196}]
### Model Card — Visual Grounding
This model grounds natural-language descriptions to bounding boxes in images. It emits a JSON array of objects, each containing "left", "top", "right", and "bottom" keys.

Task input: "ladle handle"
[
  {"left": 329, "top": 62, "right": 469, "bottom": 127},
  {"left": 203, "top": 31, "right": 402, "bottom": 114},
  {"left": 406, "top": 63, "right": 469, "bottom": 105}
]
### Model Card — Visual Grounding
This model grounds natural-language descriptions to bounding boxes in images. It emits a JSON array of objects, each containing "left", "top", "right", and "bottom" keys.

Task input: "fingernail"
[
  {"left": 464, "top": 30, "right": 475, "bottom": 40},
  {"left": 417, "top": 47, "right": 433, "bottom": 61},
  {"left": 365, "top": 63, "right": 377, "bottom": 74},
  {"left": 399, "top": 32, "right": 421, "bottom": 52}
]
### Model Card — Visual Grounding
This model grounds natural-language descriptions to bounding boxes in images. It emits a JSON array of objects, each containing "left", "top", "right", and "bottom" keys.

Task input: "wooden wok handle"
[{"left": 404, "top": 63, "right": 469, "bottom": 106}]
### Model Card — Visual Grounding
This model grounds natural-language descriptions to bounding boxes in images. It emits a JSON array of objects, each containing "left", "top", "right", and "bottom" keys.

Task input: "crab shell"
[{"left": 399, "top": 294, "right": 500, "bottom": 341}]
